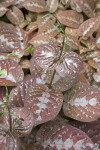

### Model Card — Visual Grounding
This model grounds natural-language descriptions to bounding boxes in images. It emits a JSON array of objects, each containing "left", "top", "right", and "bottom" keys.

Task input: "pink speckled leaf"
[
  {"left": 55, "top": 51, "right": 83, "bottom": 77},
  {"left": 56, "top": 10, "right": 83, "bottom": 29},
  {"left": 0, "top": 59, "right": 24, "bottom": 86},
  {"left": 78, "top": 16, "right": 100, "bottom": 38},
  {"left": 24, "top": 84, "right": 63, "bottom": 126},
  {"left": 63, "top": 83, "right": 100, "bottom": 122},
  {"left": 30, "top": 57, "right": 43, "bottom": 75},
  {"left": 47, "top": 0, "right": 59, "bottom": 13},
  {"left": 6, "top": 6, "right": 24, "bottom": 25},
  {"left": 37, "top": 14, "right": 56, "bottom": 34},
  {"left": 65, "top": 34, "right": 80, "bottom": 49},
  {"left": 0, "top": 5, "right": 8, "bottom": 17},
  {"left": 0, "top": 0, "right": 17, "bottom": 7},
  {"left": 36, "top": 121, "right": 96, "bottom": 150},
  {"left": 70, "top": 120, "right": 100, "bottom": 148},
  {"left": 26, "top": 22, "right": 38, "bottom": 34},
  {"left": 22, "top": 0, "right": 48, "bottom": 12},
  {"left": 65, "top": 27, "right": 78, "bottom": 37},
  {"left": 8, "top": 74, "right": 46, "bottom": 108},
  {"left": 0, "top": 22, "right": 28, "bottom": 52},
  {"left": 0, "top": 135, "right": 20, "bottom": 150},
  {"left": 33, "top": 41, "right": 60, "bottom": 70},
  {"left": 70, "top": 0, "right": 82, "bottom": 13},
  {"left": 29, "top": 25, "right": 59, "bottom": 46},
  {"left": 10, "top": 107, "right": 34, "bottom": 137},
  {"left": 47, "top": 70, "right": 77, "bottom": 91},
  {"left": 74, "top": 0, "right": 96, "bottom": 17}
]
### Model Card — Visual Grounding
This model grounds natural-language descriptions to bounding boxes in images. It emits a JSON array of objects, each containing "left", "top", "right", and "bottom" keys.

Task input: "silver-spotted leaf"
[
  {"left": 74, "top": 0, "right": 96, "bottom": 17},
  {"left": 0, "top": 59, "right": 24, "bottom": 86},
  {"left": 55, "top": 51, "right": 83, "bottom": 77},
  {"left": 24, "top": 84, "right": 63, "bottom": 126},
  {"left": 63, "top": 83, "right": 100, "bottom": 122},
  {"left": 0, "top": 5, "right": 8, "bottom": 17},
  {"left": 6, "top": 6, "right": 24, "bottom": 25},
  {"left": 10, "top": 107, "right": 34, "bottom": 137},
  {"left": 0, "top": 0, "right": 17, "bottom": 7},
  {"left": 22, "top": 0, "right": 48, "bottom": 12},
  {"left": 70, "top": 120, "right": 100, "bottom": 148},
  {"left": 33, "top": 41, "right": 60, "bottom": 70},
  {"left": 47, "top": 0, "right": 59, "bottom": 13},
  {"left": 36, "top": 121, "right": 96, "bottom": 149},
  {"left": 0, "top": 22, "right": 28, "bottom": 52},
  {"left": 78, "top": 16, "right": 100, "bottom": 38},
  {"left": 56, "top": 10, "right": 83, "bottom": 28}
]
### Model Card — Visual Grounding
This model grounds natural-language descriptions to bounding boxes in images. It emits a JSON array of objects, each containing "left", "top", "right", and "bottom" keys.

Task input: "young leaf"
[
  {"left": 0, "top": 69, "right": 6, "bottom": 75},
  {"left": 28, "top": 45, "right": 34, "bottom": 56}
]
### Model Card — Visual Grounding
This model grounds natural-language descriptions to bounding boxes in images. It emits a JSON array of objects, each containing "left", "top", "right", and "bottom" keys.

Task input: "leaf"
[
  {"left": 78, "top": 16, "right": 100, "bottom": 38},
  {"left": 11, "top": 107, "right": 34, "bottom": 137},
  {"left": 74, "top": 0, "right": 96, "bottom": 17},
  {"left": 47, "top": 0, "right": 59, "bottom": 13},
  {"left": 0, "top": 5, "right": 8, "bottom": 17},
  {"left": 28, "top": 45, "right": 34, "bottom": 56},
  {"left": 56, "top": 10, "right": 83, "bottom": 29},
  {"left": 33, "top": 41, "right": 60, "bottom": 70},
  {"left": 22, "top": 0, "right": 48, "bottom": 12},
  {"left": 70, "top": 120, "right": 100, "bottom": 148},
  {"left": 36, "top": 120, "right": 96, "bottom": 149},
  {"left": 0, "top": 0, "right": 16, "bottom": 7},
  {"left": 55, "top": 51, "right": 83, "bottom": 77},
  {"left": 0, "top": 59, "right": 24, "bottom": 86},
  {"left": 0, "top": 22, "right": 28, "bottom": 52},
  {"left": 6, "top": 6, "right": 24, "bottom": 25},
  {"left": 24, "top": 84, "right": 63, "bottom": 126},
  {"left": 29, "top": 25, "right": 59, "bottom": 46},
  {"left": 63, "top": 83, "right": 100, "bottom": 122},
  {"left": 0, "top": 69, "right": 6, "bottom": 75}
]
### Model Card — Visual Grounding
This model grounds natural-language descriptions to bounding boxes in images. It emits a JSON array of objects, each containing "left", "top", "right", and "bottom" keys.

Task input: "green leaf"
[
  {"left": 28, "top": 45, "right": 34, "bottom": 56},
  {"left": 0, "top": 69, "right": 6, "bottom": 75}
]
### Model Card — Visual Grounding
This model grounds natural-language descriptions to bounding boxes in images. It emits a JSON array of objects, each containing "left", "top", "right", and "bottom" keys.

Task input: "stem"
[
  {"left": 49, "top": 70, "right": 56, "bottom": 89},
  {"left": 4, "top": 86, "right": 12, "bottom": 132}
]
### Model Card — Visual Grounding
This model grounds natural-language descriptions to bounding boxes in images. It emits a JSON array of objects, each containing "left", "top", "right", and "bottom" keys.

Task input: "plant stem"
[{"left": 49, "top": 70, "right": 56, "bottom": 89}]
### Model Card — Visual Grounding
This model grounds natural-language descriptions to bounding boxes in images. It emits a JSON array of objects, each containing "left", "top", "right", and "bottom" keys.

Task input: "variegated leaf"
[
  {"left": 29, "top": 25, "right": 59, "bottom": 46},
  {"left": 74, "top": 0, "right": 96, "bottom": 17},
  {"left": 78, "top": 16, "right": 100, "bottom": 38},
  {"left": 33, "top": 41, "right": 60, "bottom": 70},
  {"left": 36, "top": 121, "right": 96, "bottom": 150},
  {"left": 65, "top": 27, "right": 78, "bottom": 37},
  {"left": 22, "top": 0, "right": 48, "bottom": 12},
  {"left": 0, "top": 0, "right": 17, "bottom": 7},
  {"left": 70, "top": 120, "right": 100, "bottom": 148},
  {"left": 70, "top": 0, "right": 82, "bottom": 12},
  {"left": 63, "top": 83, "right": 100, "bottom": 122},
  {"left": 37, "top": 14, "right": 56, "bottom": 34},
  {"left": 55, "top": 51, "right": 83, "bottom": 77},
  {"left": 24, "top": 84, "right": 63, "bottom": 126},
  {"left": 56, "top": 10, "right": 83, "bottom": 28},
  {"left": 6, "top": 6, "right": 24, "bottom": 25},
  {"left": 10, "top": 107, "right": 34, "bottom": 137},
  {"left": 0, "top": 59, "right": 24, "bottom": 86},
  {"left": 0, "top": 5, "right": 8, "bottom": 17},
  {"left": 47, "top": 0, "right": 59, "bottom": 13},
  {"left": 0, "top": 135, "right": 20, "bottom": 150},
  {"left": 0, "top": 22, "right": 28, "bottom": 52},
  {"left": 47, "top": 70, "right": 77, "bottom": 91},
  {"left": 26, "top": 22, "right": 38, "bottom": 34},
  {"left": 65, "top": 34, "right": 80, "bottom": 49},
  {"left": 8, "top": 74, "right": 46, "bottom": 108}
]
